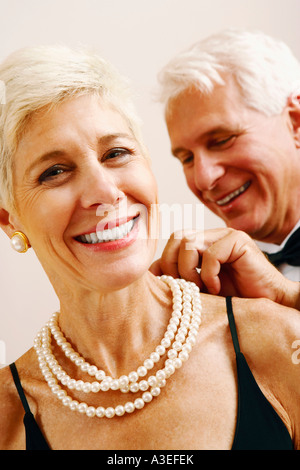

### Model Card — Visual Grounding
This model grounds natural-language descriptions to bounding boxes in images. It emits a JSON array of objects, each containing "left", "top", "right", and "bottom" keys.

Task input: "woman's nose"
[{"left": 79, "top": 162, "right": 124, "bottom": 209}]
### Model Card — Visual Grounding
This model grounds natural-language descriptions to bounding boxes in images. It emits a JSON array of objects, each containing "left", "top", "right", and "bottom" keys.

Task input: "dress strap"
[
  {"left": 226, "top": 297, "right": 241, "bottom": 355},
  {"left": 10, "top": 362, "right": 51, "bottom": 450},
  {"left": 9, "top": 362, "right": 31, "bottom": 414}
]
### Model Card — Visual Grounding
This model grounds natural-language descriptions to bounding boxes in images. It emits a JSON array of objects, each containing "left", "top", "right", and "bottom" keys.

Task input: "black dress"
[{"left": 9, "top": 297, "right": 293, "bottom": 450}]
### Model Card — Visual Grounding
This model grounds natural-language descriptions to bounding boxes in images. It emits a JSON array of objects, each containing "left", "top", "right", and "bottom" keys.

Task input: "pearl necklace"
[{"left": 34, "top": 276, "right": 202, "bottom": 419}]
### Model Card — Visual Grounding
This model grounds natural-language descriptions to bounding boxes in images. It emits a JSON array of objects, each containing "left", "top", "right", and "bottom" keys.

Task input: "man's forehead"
[
  {"left": 169, "top": 75, "right": 243, "bottom": 112},
  {"left": 166, "top": 79, "right": 247, "bottom": 132}
]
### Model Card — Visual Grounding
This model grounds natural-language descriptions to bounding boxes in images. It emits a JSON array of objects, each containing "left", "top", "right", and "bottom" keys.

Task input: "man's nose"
[{"left": 193, "top": 151, "right": 225, "bottom": 192}]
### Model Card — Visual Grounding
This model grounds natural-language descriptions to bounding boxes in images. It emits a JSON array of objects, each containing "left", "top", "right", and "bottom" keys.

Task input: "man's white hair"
[
  {"left": 0, "top": 45, "right": 145, "bottom": 210},
  {"left": 158, "top": 29, "right": 300, "bottom": 116}
]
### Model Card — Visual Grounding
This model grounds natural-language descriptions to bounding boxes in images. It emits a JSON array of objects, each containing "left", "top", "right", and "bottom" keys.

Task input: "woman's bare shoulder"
[
  {"left": 0, "top": 364, "right": 19, "bottom": 409},
  {"left": 232, "top": 296, "right": 300, "bottom": 345},
  {"left": 201, "top": 294, "right": 300, "bottom": 380},
  {"left": 0, "top": 364, "right": 26, "bottom": 449},
  {"left": 0, "top": 364, "right": 13, "bottom": 393},
  {"left": 233, "top": 297, "right": 300, "bottom": 440},
  {"left": 0, "top": 350, "right": 38, "bottom": 450}
]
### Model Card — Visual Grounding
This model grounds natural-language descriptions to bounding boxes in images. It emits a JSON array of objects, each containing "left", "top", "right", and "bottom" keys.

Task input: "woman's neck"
[{"left": 55, "top": 272, "right": 172, "bottom": 378}]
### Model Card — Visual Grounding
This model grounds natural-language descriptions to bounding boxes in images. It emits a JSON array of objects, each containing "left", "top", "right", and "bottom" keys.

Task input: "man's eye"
[
  {"left": 38, "top": 165, "right": 66, "bottom": 183},
  {"left": 181, "top": 154, "right": 194, "bottom": 165},
  {"left": 210, "top": 136, "right": 236, "bottom": 148}
]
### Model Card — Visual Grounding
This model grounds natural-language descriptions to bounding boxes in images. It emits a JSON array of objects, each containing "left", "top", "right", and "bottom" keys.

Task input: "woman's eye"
[
  {"left": 38, "top": 165, "right": 67, "bottom": 183},
  {"left": 104, "top": 148, "right": 132, "bottom": 161}
]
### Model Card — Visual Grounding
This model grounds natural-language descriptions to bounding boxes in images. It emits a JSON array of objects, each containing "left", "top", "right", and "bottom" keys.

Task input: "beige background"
[{"left": 0, "top": 0, "right": 299, "bottom": 364}]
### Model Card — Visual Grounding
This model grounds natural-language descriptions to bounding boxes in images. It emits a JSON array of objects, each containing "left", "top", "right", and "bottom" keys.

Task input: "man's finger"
[{"left": 149, "top": 259, "right": 163, "bottom": 276}]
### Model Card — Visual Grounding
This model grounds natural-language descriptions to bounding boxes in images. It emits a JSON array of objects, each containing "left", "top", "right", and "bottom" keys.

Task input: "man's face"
[{"left": 166, "top": 76, "right": 300, "bottom": 243}]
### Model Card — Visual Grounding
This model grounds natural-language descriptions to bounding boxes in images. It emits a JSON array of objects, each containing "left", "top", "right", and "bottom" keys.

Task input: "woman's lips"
[{"left": 74, "top": 215, "right": 140, "bottom": 245}]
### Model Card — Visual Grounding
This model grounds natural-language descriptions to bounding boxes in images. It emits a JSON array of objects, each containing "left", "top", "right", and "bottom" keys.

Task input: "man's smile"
[{"left": 215, "top": 181, "right": 252, "bottom": 207}]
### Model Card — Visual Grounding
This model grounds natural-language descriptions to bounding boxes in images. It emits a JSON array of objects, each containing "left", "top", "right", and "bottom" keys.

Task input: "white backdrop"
[{"left": 0, "top": 0, "right": 299, "bottom": 364}]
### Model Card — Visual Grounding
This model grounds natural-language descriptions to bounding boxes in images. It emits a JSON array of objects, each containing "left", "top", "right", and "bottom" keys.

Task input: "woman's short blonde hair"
[{"left": 0, "top": 45, "right": 145, "bottom": 210}]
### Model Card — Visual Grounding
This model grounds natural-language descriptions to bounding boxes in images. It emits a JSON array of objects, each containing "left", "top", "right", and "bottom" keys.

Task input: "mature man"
[{"left": 151, "top": 29, "right": 300, "bottom": 307}]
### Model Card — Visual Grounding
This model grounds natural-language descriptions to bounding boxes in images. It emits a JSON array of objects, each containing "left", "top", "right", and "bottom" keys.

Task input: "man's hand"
[{"left": 150, "top": 228, "right": 300, "bottom": 309}]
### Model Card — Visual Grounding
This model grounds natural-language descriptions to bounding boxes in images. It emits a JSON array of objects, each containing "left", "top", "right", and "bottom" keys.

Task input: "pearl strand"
[
  {"left": 34, "top": 276, "right": 202, "bottom": 419},
  {"left": 45, "top": 277, "right": 200, "bottom": 392},
  {"left": 37, "top": 278, "right": 200, "bottom": 396}
]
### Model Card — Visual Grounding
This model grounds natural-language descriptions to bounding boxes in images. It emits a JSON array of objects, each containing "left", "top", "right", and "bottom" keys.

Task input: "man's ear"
[{"left": 287, "top": 91, "right": 300, "bottom": 148}]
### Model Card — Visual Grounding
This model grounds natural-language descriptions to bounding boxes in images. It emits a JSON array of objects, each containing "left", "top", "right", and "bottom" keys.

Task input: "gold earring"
[{"left": 10, "top": 231, "right": 30, "bottom": 253}]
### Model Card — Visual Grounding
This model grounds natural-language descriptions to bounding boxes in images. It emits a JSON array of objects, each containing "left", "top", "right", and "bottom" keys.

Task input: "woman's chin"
[
  {"left": 95, "top": 269, "right": 151, "bottom": 293},
  {"left": 83, "top": 252, "right": 155, "bottom": 293}
]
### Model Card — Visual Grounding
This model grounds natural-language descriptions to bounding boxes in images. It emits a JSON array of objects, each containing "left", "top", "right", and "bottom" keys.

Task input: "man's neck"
[{"left": 257, "top": 218, "right": 300, "bottom": 252}]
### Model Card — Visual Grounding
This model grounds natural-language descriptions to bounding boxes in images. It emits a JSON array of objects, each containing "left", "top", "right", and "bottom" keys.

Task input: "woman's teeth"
[
  {"left": 216, "top": 181, "right": 251, "bottom": 206},
  {"left": 79, "top": 218, "right": 135, "bottom": 244}
]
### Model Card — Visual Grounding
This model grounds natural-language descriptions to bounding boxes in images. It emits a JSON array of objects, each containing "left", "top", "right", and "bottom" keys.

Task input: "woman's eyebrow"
[
  {"left": 24, "top": 133, "right": 137, "bottom": 176},
  {"left": 25, "top": 150, "right": 66, "bottom": 177},
  {"left": 97, "top": 132, "right": 136, "bottom": 145}
]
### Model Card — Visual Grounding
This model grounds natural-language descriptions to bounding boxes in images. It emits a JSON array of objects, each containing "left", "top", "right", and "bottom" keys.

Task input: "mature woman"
[{"left": 0, "top": 46, "right": 299, "bottom": 451}]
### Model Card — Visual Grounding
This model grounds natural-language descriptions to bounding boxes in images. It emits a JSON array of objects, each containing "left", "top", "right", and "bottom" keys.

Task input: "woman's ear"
[
  {"left": 287, "top": 91, "right": 300, "bottom": 148},
  {"left": 0, "top": 207, "right": 31, "bottom": 252},
  {"left": 0, "top": 206, "right": 19, "bottom": 238}
]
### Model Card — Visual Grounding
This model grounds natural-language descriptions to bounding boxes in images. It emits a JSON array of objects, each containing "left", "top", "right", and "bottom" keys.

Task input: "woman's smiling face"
[{"left": 11, "top": 94, "right": 159, "bottom": 292}]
